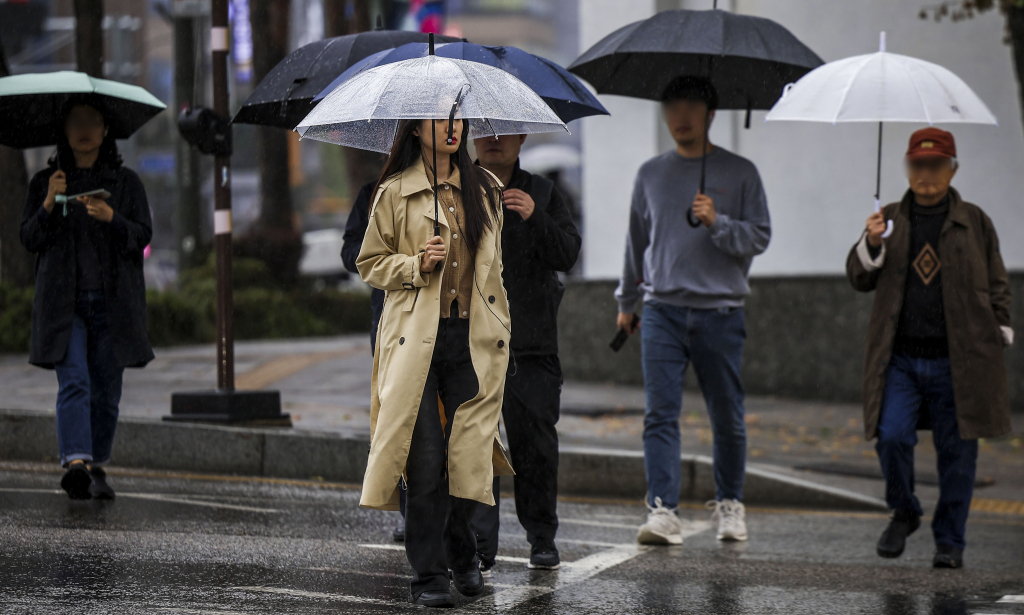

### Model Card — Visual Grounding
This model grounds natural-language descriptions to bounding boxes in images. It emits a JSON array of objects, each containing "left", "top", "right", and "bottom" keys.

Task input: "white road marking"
[
  {"left": 306, "top": 567, "right": 411, "bottom": 579},
  {"left": 997, "top": 595, "right": 1024, "bottom": 603},
  {"left": 228, "top": 586, "right": 391, "bottom": 605},
  {"left": 0, "top": 487, "right": 281, "bottom": 514},
  {"left": 557, "top": 516, "right": 713, "bottom": 537},
  {"left": 557, "top": 538, "right": 635, "bottom": 548}
]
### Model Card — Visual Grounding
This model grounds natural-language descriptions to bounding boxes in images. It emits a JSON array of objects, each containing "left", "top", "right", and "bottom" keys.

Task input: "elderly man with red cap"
[{"left": 847, "top": 127, "right": 1013, "bottom": 569}]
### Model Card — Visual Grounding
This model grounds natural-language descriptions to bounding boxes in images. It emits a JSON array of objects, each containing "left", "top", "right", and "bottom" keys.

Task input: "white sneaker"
[
  {"left": 707, "top": 499, "right": 748, "bottom": 541},
  {"left": 637, "top": 497, "right": 684, "bottom": 545}
]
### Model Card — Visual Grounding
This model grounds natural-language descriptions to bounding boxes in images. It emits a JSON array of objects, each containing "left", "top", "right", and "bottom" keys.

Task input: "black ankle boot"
[
  {"left": 877, "top": 509, "right": 920, "bottom": 558},
  {"left": 88, "top": 466, "right": 115, "bottom": 500}
]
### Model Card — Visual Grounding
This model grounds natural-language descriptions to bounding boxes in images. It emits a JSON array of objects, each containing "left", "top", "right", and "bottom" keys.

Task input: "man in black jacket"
[
  {"left": 341, "top": 182, "right": 386, "bottom": 354},
  {"left": 471, "top": 135, "right": 582, "bottom": 573}
]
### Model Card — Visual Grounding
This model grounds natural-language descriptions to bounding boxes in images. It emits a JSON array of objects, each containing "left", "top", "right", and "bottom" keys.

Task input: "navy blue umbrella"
[{"left": 313, "top": 42, "right": 609, "bottom": 124}]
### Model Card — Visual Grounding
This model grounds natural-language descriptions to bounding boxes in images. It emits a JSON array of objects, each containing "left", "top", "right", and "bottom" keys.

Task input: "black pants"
[
  {"left": 473, "top": 354, "right": 562, "bottom": 565},
  {"left": 406, "top": 313, "right": 481, "bottom": 597}
]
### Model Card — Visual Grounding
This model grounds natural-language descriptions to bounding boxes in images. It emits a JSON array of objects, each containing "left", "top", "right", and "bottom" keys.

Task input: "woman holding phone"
[
  {"left": 356, "top": 117, "right": 513, "bottom": 608},
  {"left": 19, "top": 97, "right": 154, "bottom": 501}
]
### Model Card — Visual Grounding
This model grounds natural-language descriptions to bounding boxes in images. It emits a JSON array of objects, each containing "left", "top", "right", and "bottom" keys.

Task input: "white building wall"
[{"left": 579, "top": 0, "right": 1024, "bottom": 278}]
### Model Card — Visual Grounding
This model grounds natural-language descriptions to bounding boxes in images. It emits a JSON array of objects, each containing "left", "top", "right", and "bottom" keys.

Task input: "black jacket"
[
  {"left": 499, "top": 161, "right": 581, "bottom": 355},
  {"left": 20, "top": 164, "right": 154, "bottom": 368},
  {"left": 341, "top": 182, "right": 385, "bottom": 351}
]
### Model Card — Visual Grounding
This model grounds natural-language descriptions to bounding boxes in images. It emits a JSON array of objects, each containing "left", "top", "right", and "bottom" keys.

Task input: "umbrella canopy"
[
  {"left": 568, "top": 8, "right": 823, "bottom": 109},
  {"left": 765, "top": 46, "right": 997, "bottom": 124},
  {"left": 315, "top": 41, "right": 609, "bottom": 124},
  {"left": 232, "top": 30, "right": 461, "bottom": 129},
  {"left": 0, "top": 71, "right": 166, "bottom": 149},
  {"left": 765, "top": 33, "right": 997, "bottom": 237},
  {"left": 295, "top": 55, "right": 567, "bottom": 153}
]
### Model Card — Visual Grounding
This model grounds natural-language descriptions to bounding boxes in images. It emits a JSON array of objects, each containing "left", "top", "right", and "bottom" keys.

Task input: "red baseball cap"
[{"left": 906, "top": 127, "right": 956, "bottom": 159}]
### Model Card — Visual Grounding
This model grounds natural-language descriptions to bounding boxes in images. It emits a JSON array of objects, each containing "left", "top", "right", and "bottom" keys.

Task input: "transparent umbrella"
[
  {"left": 296, "top": 36, "right": 567, "bottom": 234},
  {"left": 766, "top": 32, "right": 997, "bottom": 237}
]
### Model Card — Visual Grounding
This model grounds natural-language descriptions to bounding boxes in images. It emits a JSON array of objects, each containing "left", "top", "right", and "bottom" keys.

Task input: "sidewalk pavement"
[{"left": 2, "top": 335, "right": 1021, "bottom": 509}]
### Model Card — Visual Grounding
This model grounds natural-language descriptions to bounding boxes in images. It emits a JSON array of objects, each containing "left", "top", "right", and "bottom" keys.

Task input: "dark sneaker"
[
  {"left": 528, "top": 545, "right": 560, "bottom": 570},
  {"left": 88, "top": 467, "right": 115, "bottom": 500},
  {"left": 411, "top": 589, "right": 454, "bottom": 608},
  {"left": 61, "top": 463, "right": 92, "bottom": 500},
  {"left": 393, "top": 521, "right": 405, "bottom": 543},
  {"left": 933, "top": 544, "right": 964, "bottom": 569},
  {"left": 877, "top": 509, "right": 920, "bottom": 558},
  {"left": 478, "top": 560, "right": 494, "bottom": 579},
  {"left": 451, "top": 567, "right": 485, "bottom": 597}
]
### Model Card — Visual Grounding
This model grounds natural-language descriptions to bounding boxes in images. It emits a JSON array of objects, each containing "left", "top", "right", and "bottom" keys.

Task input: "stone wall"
[{"left": 557, "top": 274, "right": 1024, "bottom": 410}]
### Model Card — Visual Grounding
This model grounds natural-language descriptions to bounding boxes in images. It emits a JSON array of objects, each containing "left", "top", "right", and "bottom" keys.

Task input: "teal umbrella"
[{"left": 0, "top": 71, "right": 166, "bottom": 149}]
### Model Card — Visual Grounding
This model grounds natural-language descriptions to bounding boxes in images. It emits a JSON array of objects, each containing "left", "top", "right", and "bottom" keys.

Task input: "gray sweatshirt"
[{"left": 615, "top": 147, "right": 771, "bottom": 312}]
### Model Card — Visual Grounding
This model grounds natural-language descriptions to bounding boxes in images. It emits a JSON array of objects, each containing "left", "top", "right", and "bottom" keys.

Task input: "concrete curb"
[{"left": 0, "top": 409, "right": 887, "bottom": 511}]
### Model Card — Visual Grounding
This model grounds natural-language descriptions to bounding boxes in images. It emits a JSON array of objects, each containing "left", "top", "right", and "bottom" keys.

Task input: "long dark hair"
[
  {"left": 372, "top": 119, "right": 501, "bottom": 255},
  {"left": 48, "top": 97, "right": 123, "bottom": 171}
]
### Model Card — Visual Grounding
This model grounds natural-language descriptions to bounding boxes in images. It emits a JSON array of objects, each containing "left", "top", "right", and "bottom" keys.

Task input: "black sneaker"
[
  {"left": 451, "top": 566, "right": 485, "bottom": 597},
  {"left": 528, "top": 544, "right": 560, "bottom": 570},
  {"left": 88, "top": 467, "right": 115, "bottom": 500},
  {"left": 393, "top": 521, "right": 405, "bottom": 543},
  {"left": 933, "top": 544, "right": 964, "bottom": 569},
  {"left": 877, "top": 509, "right": 920, "bottom": 558},
  {"left": 411, "top": 589, "right": 454, "bottom": 608},
  {"left": 61, "top": 462, "right": 92, "bottom": 500}
]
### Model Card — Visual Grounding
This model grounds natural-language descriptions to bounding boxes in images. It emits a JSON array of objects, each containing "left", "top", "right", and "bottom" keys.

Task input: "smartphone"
[
  {"left": 609, "top": 314, "right": 641, "bottom": 352},
  {"left": 68, "top": 188, "right": 111, "bottom": 201}
]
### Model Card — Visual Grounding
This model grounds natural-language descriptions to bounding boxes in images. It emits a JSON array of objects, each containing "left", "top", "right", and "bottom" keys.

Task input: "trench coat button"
[
  {"left": 399, "top": 337, "right": 405, "bottom": 345},
  {"left": 449, "top": 206, "right": 454, "bottom": 212},
  {"left": 452, "top": 262, "right": 458, "bottom": 267},
  {"left": 453, "top": 233, "right": 458, "bottom": 239},
  {"left": 488, "top": 295, "right": 495, "bottom": 304},
  {"left": 497, "top": 340, "right": 505, "bottom": 349}
]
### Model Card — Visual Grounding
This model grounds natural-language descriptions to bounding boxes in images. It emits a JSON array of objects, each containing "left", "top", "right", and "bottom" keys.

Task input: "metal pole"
[
  {"left": 874, "top": 121, "right": 883, "bottom": 202},
  {"left": 211, "top": 0, "right": 234, "bottom": 391}
]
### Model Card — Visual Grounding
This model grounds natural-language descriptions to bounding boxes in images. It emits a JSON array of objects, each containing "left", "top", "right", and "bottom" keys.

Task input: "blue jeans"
[
  {"left": 641, "top": 301, "right": 747, "bottom": 507},
  {"left": 54, "top": 291, "right": 124, "bottom": 467},
  {"left": 876, "top": 353, "right": 977, "bottom": 550}
]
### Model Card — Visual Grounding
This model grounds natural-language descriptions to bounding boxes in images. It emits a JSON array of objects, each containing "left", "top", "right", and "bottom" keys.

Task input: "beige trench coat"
[
  {"left": 356, "top": 158, "right": 514, "bottom": 511},
  {"left": 846, "top": 188, "right": 1012, "bottom": 441}
]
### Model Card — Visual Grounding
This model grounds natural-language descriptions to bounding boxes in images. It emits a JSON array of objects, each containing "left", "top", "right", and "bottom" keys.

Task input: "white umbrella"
[
  {"left": 765, "top": 32, "right": 997, "bottom": 236},
  {"left": 296, "top": 36, "right": 567, "bottom": 237}
]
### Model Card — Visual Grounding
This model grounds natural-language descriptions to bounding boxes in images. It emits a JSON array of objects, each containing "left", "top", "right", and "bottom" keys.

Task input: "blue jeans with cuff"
[
  {"left": 54, "top": 290, "right": 124, "bottom": 467},
  {"left": 641, "top": 301, "right": 747, "bottom": 508},
  {"left": 876, "top": 353, "right": 977, "bottom": 550}
]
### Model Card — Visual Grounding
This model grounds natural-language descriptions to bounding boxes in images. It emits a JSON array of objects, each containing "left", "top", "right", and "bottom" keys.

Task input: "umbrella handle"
[
  {"left": 875, "top": 199, "right": 893, "bottom": 239},
  {"left": 686, "top": 208, "right": 701, "bottom": 228}
]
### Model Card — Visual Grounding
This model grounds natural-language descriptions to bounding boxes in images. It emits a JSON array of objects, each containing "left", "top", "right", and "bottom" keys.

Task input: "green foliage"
[
  {"left": 0, "top": 257, "right": 372, "bottom": 353},
  {"left": 0, "top": 284, "right": 34, "bottom": 352}
]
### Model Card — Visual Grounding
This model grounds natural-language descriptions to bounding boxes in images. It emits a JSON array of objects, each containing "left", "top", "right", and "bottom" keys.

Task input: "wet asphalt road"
[{"left": 0, "top": 462, "right": 1021, "bottom": 615}]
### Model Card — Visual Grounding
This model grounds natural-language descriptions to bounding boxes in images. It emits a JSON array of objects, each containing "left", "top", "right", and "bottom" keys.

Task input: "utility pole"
[
  {"left": 73, "top": 0, "right": 104, "bottom": 77},
  {"left": 166, "top": 0, "right": 288, "bottom": 426}
]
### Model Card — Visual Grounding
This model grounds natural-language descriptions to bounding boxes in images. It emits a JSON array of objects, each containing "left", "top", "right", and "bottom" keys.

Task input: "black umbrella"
[
  {"left": 233, "top": 29, "right": 460, "bottom": 129},
  {"left": 569, "top": 6, "right": 822, "bottom": 225}
]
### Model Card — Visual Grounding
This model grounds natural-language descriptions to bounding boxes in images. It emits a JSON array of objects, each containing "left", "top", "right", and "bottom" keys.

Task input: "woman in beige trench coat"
[{"left": 356, "top": 117, "right": 514, "bottom": 607}]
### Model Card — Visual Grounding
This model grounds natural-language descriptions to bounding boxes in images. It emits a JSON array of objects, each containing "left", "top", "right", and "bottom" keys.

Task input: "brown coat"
[{"left": 846, "top": 188, "right": 1012, "bottom": 441}]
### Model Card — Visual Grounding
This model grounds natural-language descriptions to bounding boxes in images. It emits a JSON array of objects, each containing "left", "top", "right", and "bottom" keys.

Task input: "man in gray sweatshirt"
[{"left": 615, "top": 76, "right": 771, "bottom": 546}]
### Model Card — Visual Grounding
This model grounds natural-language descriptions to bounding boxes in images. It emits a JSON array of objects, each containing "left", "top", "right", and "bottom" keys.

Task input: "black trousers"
[
  {"left": 473, "top": 354, "right": 562, "bottom": 565},
  {"left": 406, "top": 313, "right": 481, "bottom": 597}
]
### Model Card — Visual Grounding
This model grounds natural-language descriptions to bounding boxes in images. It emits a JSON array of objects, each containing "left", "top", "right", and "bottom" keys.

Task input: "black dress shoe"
[
  {"left": 933, "top": 544, "right": 964, "bottom": 569},
  {"left": 528, "top": 546, "right": 560, "bottom": 570},
  {"left": 393, "top": 522, "right": 405, "bottom": 542},
  {"left": 61, "top": 463, "right": 92, "bottom": 500},
  {"left": 877, "top": 509, "right": 920, "bottom": 558},
  {"left": 88, "top": 467, "right": 115, "bottom": 500},
  {"left": 451, "top": 567, "right": 485, "bottom": 597},
  {"left": 411, "top": 590, "right": 454, "bottom": 607}
]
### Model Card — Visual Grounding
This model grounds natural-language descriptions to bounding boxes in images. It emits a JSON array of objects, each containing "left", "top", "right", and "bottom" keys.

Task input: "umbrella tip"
[
  {"left": 429, "top": 33, "right": 435, "bottom": 56},
  {"left": 879, "top": 31, "right": 886, "bottom": 53}
]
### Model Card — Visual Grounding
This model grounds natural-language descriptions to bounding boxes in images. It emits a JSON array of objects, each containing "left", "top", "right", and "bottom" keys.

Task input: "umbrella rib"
[
  {"left": 832, "top": 54, "right": 876, "bottom": 124},
  {"left": 903, "top": 59, "right": 932, "bottom": 125}
]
